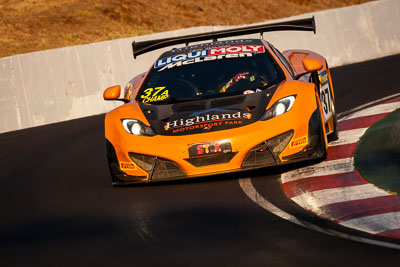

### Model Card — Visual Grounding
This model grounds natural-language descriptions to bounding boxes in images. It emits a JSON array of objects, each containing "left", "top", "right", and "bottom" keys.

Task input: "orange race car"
[{"left": 103, "top": 17, "right": 338, "bottom": 185}]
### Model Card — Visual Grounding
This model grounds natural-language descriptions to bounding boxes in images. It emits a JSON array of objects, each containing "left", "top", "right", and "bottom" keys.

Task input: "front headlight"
[
  {"left": 261, "top": 95, "right": 296, "bottom": 121},
  {"left": 121, "top": 119, "right": 156, "bottom": 136}
]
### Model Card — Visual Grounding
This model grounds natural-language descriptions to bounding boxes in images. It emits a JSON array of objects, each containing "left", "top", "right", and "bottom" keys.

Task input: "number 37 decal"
[
  {"left": 140, "top": 86, "right": 169, "bottom": 103},
  {"left": 320, "top": 83, "right": 332, "bottom": 121}
]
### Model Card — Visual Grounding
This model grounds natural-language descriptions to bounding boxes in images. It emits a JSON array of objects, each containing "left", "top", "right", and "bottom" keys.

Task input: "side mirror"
[
  {"left": 103, "top": 85, "right": 129, "bottom": 103},
  {"left": 295, "top": 59, "right": 323, "bottom": 80},
  {"left": 302, "top": 59, "right": 322, "bottom": 72}
]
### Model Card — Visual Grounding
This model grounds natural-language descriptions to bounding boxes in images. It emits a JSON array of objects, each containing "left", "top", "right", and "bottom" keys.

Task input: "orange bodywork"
[
  {"left": 106, "top": 82, "right": 320, "bottom": 181},
  {"left": 104, "top": 85, "right": 121, "bottom": 100},
  {"left": 104, "top": 40, "right": 336, "bottom": 184},
  {"left": 283, "top": 49, "right": 336, "bottom": 138}
]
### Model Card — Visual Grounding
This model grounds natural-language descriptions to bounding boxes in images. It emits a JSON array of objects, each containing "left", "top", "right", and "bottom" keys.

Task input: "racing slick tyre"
[
  {"left": 317, "top": 98, "right": 328, "bottom": 160},
  {"left": 325, "top": 64, "right": 339, "bottom": 142},
  {"left": 327, "top": 101, "right": 339, "bottom": 142},
  {"left": 105, "top": 139, "right": 119, "bottom": 186},
  {"left": 327, "top": 110, "right": 339, "bottom": 142},
  {"left": 309, "top": 94, "right": 328, "bottom": 160}
]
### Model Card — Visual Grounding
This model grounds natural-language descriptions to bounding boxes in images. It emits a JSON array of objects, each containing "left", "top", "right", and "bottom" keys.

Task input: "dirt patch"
[{"left": 0, "top": 0, "right": 372, "bottom": 58}]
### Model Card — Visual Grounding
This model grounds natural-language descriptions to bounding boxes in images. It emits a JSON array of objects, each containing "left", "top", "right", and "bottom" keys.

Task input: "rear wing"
[{"left": 132, "top": 16, "right": 315, "bottom": 58}]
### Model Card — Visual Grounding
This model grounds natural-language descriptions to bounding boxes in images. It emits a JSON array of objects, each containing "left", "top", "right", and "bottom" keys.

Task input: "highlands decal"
[
  {"left": 154, "top": 45, "right": 265, "bottom": 69},
  {"left": 164, "top": 111, "right": 252, "bottom": 134}
]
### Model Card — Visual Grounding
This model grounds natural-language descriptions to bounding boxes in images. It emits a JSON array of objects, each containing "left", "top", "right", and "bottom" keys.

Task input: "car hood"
[{"left": 139, "top": 86, "right": 277, "bottom": 136}]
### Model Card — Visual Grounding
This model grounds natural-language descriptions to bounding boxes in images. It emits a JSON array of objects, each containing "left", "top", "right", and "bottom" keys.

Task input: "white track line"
[
  {"left": 281, "top": 157, "right": 354, "bottom": 183},
  {"left": 291, "top": 184, "right": 389, "bottom": 211},
  {"left": 238, "top": 93, "right": 400, "bottom": 247},
  {"left": 238, "top": 178, "right": 400, "bottom": 250},
  {"left": 279, "top": 95, "right": 400, "bottom": 238},
  {"left": 338, "top": 92, "right": 400, "bottom": 119},
  {"left": 340, "top": 211, "right": 400, "bottom": 234},
  {"left": 340, "top": 102, "right": 400, "bottom": 121},
  {"left": 329, "top": 128, "right": 367, "bottom": 147}
]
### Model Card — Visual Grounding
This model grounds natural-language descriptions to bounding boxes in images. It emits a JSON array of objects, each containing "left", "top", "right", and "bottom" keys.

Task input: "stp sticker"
[
  {"left": 120, "top": 161, "right": 137, "bottom": 171},
  {"left": 188, "top": 140, "right": 232, "bottom": 157},
  {"left": 289, "top": 136, "right": 308, "bottom": 149}
]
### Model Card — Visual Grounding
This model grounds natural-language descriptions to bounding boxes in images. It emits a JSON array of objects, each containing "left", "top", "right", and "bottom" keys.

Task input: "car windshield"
[{"left": 136, "top": 46, "right": 285, "bottom": 104}]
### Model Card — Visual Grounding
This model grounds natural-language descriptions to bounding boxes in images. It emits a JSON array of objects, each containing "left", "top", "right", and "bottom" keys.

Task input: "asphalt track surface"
[{"left": 1, "top": 54, "right": 400, "bottom": 266}]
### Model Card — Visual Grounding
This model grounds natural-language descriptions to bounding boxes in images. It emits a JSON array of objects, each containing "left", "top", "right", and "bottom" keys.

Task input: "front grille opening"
[
  {"left": 242, "top": 130, "right": 294, "bottom": 168},
  {"left": 128, "top": 152, "right": 186, "bottom": 181},
  {"left": 129, "top": 153, "right": 156, "bottom": 173},
  {"left": 152, "top": 158, "right": 186, "bottom": 180},
  {"left": 265, "top": 130, "right": 294, "bottom": 158},
  {"left": 184, "top": 152, "right": 238, "bottom": 167},
  {"left": 242, "top": 143, "right": 275, "bottom": 168}
]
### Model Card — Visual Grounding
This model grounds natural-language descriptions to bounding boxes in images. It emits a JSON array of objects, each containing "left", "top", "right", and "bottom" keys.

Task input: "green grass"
[{"left": 354, "top": 108, "right": 400, "bottom": 195}]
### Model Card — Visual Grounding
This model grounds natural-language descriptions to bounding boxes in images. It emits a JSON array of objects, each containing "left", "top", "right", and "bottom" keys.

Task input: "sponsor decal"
[
  {"left": 120, "top": 161, "right": 137, "bottom": 171},
  {"left": 164, "top": 110, "right": 252, "bottom": 134},
  {"left": 318, "top": 70, "right": 328, "bottom": 84},
  {"left": 140, "top": 86, "right": 169, "bottom": 103},
  {"left": 320, "top": 83, "right": 332, "bottom": 120},
  {"left": 188, "top": 140, "right": 232, "bottom": 157},
  {"left": 318, "top": 69, "right": 332, "bottom": 121},
  {"left": 172, "top": 39, "right": 254, "bottom": 53},
  {"left": 289, "top": 136, "right": 308, "bottom": 149},
  {"left": 158, "top": 53, "right": 255, "bottom": 72},
  {"left": 155, "top": 45, "right": 265, "bottom": 70}
]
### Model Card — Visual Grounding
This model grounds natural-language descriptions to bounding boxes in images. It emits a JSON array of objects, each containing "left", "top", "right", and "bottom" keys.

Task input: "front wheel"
[
  {"left": 327, "top": 104, "right": 339, "bottom": 142},
  {"left": 307, "top": 94, "right": 328, "bottom": 161},
  {"left": 314, "top": 94, "right": 328, "bottom": 160},
  {"left": 328, "top": 114, "right": 339, "bottom": 142},
  {"left": 317, "top": 105, "right": 328, "bottom": 160},
  {"left": 105, "top": 139, "right": 120, "bottom": 186}
]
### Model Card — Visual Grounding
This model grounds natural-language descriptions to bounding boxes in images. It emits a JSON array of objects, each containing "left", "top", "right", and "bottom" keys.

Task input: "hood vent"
[
  {"left": 173, "top": 101, "right": 207, "bottom": 113},
  {"left": 211, "top": 95, "right": 243, "bottom": 108}
]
